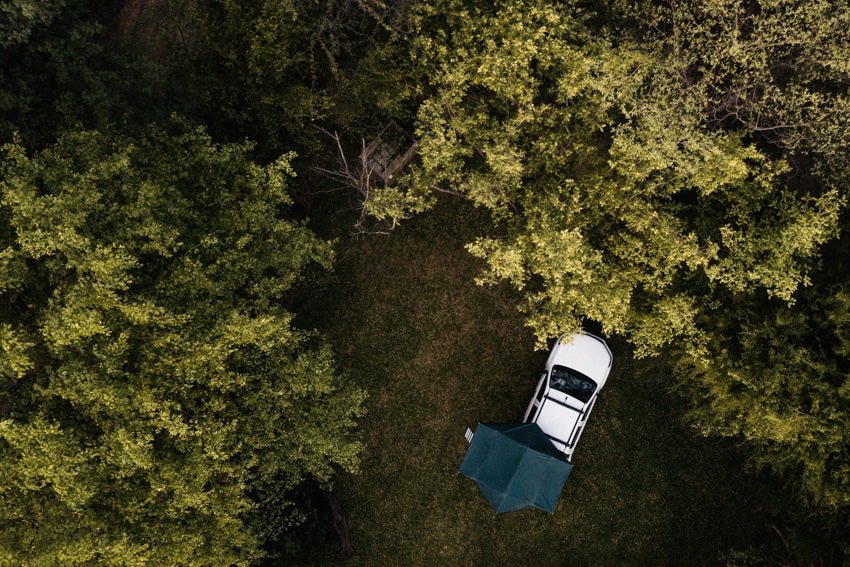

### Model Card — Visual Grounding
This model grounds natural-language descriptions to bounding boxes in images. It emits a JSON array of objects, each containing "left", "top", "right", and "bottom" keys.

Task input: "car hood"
[{"left": 549, "top": 333, "right": 612, "bottom": 385}]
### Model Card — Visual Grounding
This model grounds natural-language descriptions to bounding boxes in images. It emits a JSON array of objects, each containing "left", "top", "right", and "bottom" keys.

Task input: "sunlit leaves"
[
  {"left": 392, "top": 0, "right": 850, "bottom": 520},
  {"left": 652, "top": 0, "right": 850, "bottom": 182},
  {"left": 678, "top": 293, "right": 850, "bottom": 509},
  {"left": 0, "top": 121, "right": 364, "bottom": 564},
  {"left": 405, "top": 0, "right": 845, "bottom": 358}
]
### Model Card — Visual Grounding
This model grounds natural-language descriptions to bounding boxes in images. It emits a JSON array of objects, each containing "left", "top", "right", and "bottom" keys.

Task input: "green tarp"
[{"left": 459, "top": 423, "right": 573, "bottom": 514}]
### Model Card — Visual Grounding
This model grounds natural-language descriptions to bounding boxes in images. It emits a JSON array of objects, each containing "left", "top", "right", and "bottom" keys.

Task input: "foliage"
[
  {"left": 674, "top": 281, "right": 850, "bottom": 560},
  {"left": 678, "top": 287, "right": 850, "bottom": 509},
  {"left": 404, "top": 0, "right": 843, "bottom": 350},
  {"left": 598, "top": 0, "right": 850, "bottom": 182},
  {"left": 0, "top": 0, "right": 113, "bottom": 145},
  {"left": 0, "top": 121, "right": 365, "bottom": 565},
  {"left": 0, "top": 0, "right": 66, "bottom": 48},
  {"left": 679, "top": 0, "right": 848, "bottom": 173},
  {"left": 363, "top": 0, "right": 850, "bottom": 535},
  {"left": 119, "top": 0, "right": 410, "bottom": 158}
]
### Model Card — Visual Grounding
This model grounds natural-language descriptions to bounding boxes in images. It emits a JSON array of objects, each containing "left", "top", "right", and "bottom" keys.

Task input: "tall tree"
[
  {"left": 677, "top": 283, "right": 850, "bottom": 510},
  {"left": 0, "top": 0, "right": 122, "bottom": 145},
  {"left": 0, "top": 120, "right": 364, "bottom": 565},
  {"left": 605, "top": 0, "right": 850, "bottom": 182},
  {"left": 393, "top": 0, "right": 841, "bottom": 351},
  {"left": 116, "top": 0, "right": 407, "bottom": 158},
  {"left": 361, "top": 0, "right": 848, "bottom": 533}
]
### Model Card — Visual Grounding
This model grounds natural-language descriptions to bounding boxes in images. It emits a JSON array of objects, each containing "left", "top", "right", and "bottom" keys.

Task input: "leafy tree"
[
  {"left": 676, "top": 285, "right": 850, "bottom": 510},
  {"left": 360, "top": 0, "right": 848, "bottom": 530},
  {"left": 116, "top": 0, "right": 408, "bottom": 159},
  {"left": 598, "top": 0, "right": 850, "bottom": 183},
  {"left": 392, "top": 0, "right": 841, "bottom": 351},
  {"left": 0, "top": 0, "right": 118, "bottom": 145},
  {"left": 0, "top": 120, "right": 364, "bottom": 565},
  {"left": 0, "top": 0, "right": 66, "bottom": 47}
]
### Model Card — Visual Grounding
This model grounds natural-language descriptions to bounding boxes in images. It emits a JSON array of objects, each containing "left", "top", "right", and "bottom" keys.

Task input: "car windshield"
[{"left": 549, "top": 366, "right": 597, "bottom": 404}]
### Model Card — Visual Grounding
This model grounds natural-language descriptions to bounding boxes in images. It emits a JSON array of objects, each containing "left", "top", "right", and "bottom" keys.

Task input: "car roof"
[{"left": 535, "top": 397, "right": 582, "bottom": 454}]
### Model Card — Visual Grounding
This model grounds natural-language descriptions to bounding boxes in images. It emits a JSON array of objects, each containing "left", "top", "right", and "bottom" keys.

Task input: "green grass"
[{"left": 299, "top": 195, "right": 783, "bottom": 566}]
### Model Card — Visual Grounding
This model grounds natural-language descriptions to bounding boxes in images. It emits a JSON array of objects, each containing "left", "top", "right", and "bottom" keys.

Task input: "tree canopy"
[
  {"left": 0, "top": 121, "right": 364, "bottom": 564},
  {"left": 363, "top": 0, "right": 850, "bottom": 523},
  {"left": 1, "top": 0, "right": 849, "bottom": 562}
]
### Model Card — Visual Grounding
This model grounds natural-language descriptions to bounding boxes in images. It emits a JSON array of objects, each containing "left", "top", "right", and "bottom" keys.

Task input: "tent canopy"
[{"left": 459, "top": 423, "right": 573, "bottom": 514}]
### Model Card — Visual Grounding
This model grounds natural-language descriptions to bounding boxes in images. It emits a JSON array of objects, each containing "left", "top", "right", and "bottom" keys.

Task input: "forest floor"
[{"left": 298, "top": 192, "right": 789, "bottom": 566}]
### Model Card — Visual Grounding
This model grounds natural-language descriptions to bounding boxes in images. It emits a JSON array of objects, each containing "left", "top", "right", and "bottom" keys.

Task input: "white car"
[{"left": 523, "top": 332, "right": 613, "bottom": 461}]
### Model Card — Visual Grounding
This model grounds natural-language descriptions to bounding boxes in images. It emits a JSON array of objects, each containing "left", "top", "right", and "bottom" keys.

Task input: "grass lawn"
[{"left": 299, "top": 195, "right": 784, "bottom": 566}]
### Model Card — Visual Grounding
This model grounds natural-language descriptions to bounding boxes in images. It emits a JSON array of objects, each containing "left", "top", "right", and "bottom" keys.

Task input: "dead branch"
[{"left": 312, "top": 122, "right": 420, "bottom": 236}]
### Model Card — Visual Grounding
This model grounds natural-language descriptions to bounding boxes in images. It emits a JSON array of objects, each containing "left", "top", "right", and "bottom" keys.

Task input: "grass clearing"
[{"left": 299, "top": 195, "right": 783, "bottom": 566}]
